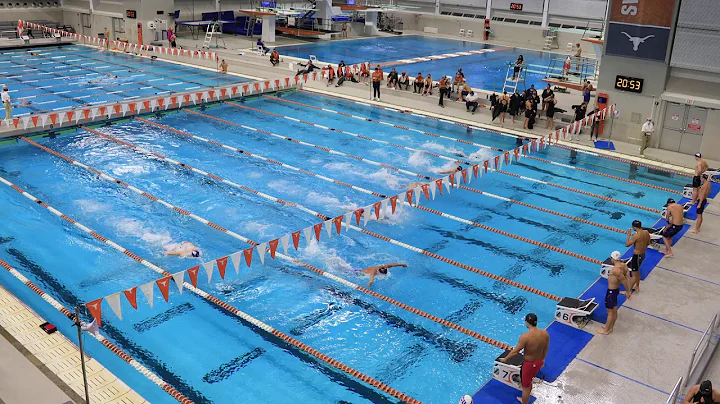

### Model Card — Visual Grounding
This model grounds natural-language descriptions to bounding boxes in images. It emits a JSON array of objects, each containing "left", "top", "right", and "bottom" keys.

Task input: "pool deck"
[
  {"left": 1, "top": 33, "right": 718, "bottom": 403},
  {"left": 0, "top": 284, "right": 146, "bottom": 404}
]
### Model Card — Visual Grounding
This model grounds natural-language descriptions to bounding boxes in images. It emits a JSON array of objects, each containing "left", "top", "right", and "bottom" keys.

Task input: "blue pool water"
[
  {"left": 276, "top": 35, "right": 594, "bottom": 91},
  {"left": 0, "top": 45, "right": 245, "bottom": 117},
  {"left": 0, "top": 90, "right": 686, "bottom": 403}
]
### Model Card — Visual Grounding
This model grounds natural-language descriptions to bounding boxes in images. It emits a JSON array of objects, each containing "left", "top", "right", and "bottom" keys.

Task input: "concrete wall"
[
  {"left": 392, "top": 12, "right": 589, "bottom": 53},
  {"left": 1, "top": 7, "right": 63, "bottom": 23},
  {"left": 548, "top": 0, "right": 606, "bottom": 19}
]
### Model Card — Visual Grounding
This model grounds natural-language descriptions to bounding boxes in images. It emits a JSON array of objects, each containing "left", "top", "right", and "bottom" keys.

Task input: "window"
[{"left": 112, "top": 17, "right": 125, "bottom": 35}]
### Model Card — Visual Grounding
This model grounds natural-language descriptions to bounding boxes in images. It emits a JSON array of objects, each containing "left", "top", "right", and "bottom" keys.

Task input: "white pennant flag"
[
  {"left": 172, "top": 271, "right": 185, "bottom": 294},
  {"left": 443, "top": 177, "right": 452, "bottom": 193},
  {"left": 139, "top": 281, "right": 154, "bottom": 308},
  {"left": 380, "top": 199, "right": 389, "bottom": 219},
  {"left": 396, "top": 193, "right": 405, "bottom": 212},
  {"left": 202, "top": 91, "right": 209, "bottom": 102},
  {"left": 280, "top": 234, "right": 290, "bottom": 254},
  {"left": 230, "top": 251, "right": 242, "bottom": 274},
  {"left": 454, "top": 171, "right": 461, "bottom": 186},
  {"left": 80, "top": 319, "right": 99, "bottom": 337},
  {"left": 203, "top": 260, "right": 215, "bottom": 284},
  {"left": 22, "top": 116, "right": 30, "bottom": 130},
  {"left": 324, "top": 219, "right": 333, "bottom": 238},
  {"left": 58, "top": 112, "right": 65, "bottom": 126},
  {"left": 363, "top": 205, "right": 371, "bottom": 226},
  {"left": 303, "top": 227, "right": 313, "bottom": 246},
  {"left": 40, "top": 114, "right": 48, "bottom": 127},
  {"left": 74, "top": 111, "right": 82, "bottom": 123},
  {"left": 121, "top": 103, "right": 129, "bottom": 116},
  {"left": 344, "top": 212, "right": 354, "bottom": 230},
  {"left": 105, "top": 292, "right": 122, "bottom": 320},
  {"left": 256, "top": 242, "right": 267, "bottom": 264},
  {"left": 429, "top": 181, "right": 437, "bottom": 200},
  {"left": 91, "top": 108, "right": 98, "bottom": 120},
  {"left": 414, "top": 186, "right": 422, "bottom": 206},
  {"left": 467, "top": 169, "right": 473, "bottom": 185}
]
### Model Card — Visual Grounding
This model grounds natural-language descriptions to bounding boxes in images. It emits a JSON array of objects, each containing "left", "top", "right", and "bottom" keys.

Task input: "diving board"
[
  {"left": 276, "top": 26, "right": 325, "bottom": 37},
  {"left": 238, "top": 9, "right": 277, "bottom": 42}
]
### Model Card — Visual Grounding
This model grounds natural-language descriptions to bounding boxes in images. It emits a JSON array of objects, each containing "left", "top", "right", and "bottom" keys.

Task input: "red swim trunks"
[{"left": 521, "top": 360, "right": 543, "bottom": 388}]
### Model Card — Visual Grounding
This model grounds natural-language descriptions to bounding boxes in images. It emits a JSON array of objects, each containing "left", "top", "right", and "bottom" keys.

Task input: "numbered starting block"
[
  {"left": 599, "top": 256, "right": 631, "bottom": 278},
  {"left": 661, "top": 201, "right": 692, "bottom": 219},
  {"left": 492, "top": 350, "right": 523, "bottom": 389},
  {"left": 644, "top": 227, "right": 665, "bottom": 248},
  {"left": 683, "top": 185, "right": 693, "bottom": 199},
  {"left": 555, "top": 297, "right": 598, "bottom": 329}
]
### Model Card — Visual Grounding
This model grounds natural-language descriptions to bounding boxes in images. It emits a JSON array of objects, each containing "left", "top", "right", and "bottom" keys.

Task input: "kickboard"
[{"left": 593, "top": 140, "right": 615, "bottom": 150}]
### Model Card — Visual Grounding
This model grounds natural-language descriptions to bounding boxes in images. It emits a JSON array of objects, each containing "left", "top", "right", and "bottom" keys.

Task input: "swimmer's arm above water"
[
  {"left": 499, "top": 334, "right": 526, "bottom": 363},
  {"left": 380, "top": 263, "right": 407, "bottom": 270}
]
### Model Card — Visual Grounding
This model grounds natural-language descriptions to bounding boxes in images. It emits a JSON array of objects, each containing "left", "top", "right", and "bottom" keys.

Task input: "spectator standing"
[
  {"left": 371, "top": 66, "right": 383, "bottom": 101},
  {"left": 1, "top": 87, "right": 11, "bottom": 121},
  {"left": 438, "top": 76, "right": 450, "bottom": 108},
  {"left": 640, "top": 117, "right": 654, "bottom": 156}
]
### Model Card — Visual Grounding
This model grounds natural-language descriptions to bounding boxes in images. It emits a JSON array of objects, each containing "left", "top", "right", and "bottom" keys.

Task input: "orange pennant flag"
[
  {"left": 406, "top": 189, "right": 414, "bottom": 206},
  {"left": 435, "top": 179, "right": 444, "bottom": 195},
  {"left": 157, "top": 98, "right": 165, "bottom": 109},
  {"left": 216, "top": 256, "right": 229, "bottom": 279},
  {"left": 333, "top": 216, "right": 344, "bottom": 234},
  {"left": 254, "top": 82, "right": 260, "bottom": 92},
  {"left": 461, "top": 169, "right": 468, "bottom": 183},
  {"left": 353, "top": 209, "right": 363, "bottom": 225},
  {"left": 187, "top": 266, "right": 199, "bottom": 287},
  {"left": 12, "top": 118, "right": 19, "bottom": 128},
  {"left": 421, "top": 184, "right": 430, "bottom": 200},
  {"left": 31, "top": 116, "right": 39, "bottom": 127},
  {"left": 504, "top": 151, "right": 510, "bottom": 164},
  {"left": 196, "top": 92, "right": 203, "bottom": 103},
  {"left": 472, "top": 165, "right": 479, "bottom": 178},
  {"left": 208, "top": 90, "right": 215, "bottom": 100},
  {"left": 264, "top": 81, "right": 270, "bottom": 90},
  {"left": 220, "top": 88, "right": 227, "bottom": 99},
  {"left": 313, "top": 222, "right": 323, "bottom": 241},
  {"left": 292, "top": 231, "right": 301, "bottom": 250},
  {"left": 183, "top": 94, "right": 191, "bottom": 105},
  {"left": 143, "top": 100, "right": 151, "bottom": 111},
  {"left": 303, "top": 74, "right": 309, "bottom": 83},
  {"left": 243, "top": 84, "right": 249, "bottom": 94},
  {"left": 448, "top": 173, "right": 455, "bottom": 186},
  {"left": 269, "top": 239, "right": 279, "bottom": 258},
  {"left": 243, "top": 248, "right": 253, "bottom": 267},
  {"left": 373, "top": 201, "right": 382, "bottom": 219},
  {"left": 123, "top": 287, "right": 138, "bottom": 309},
  {"left": 494, "top": 155, "right": 500, "bottom": 169},
  {"left": 49, "top": 113, "right": 57, "bottom": 125},
  {"left": 275, "top": 79, "right": 280, "bottom": 88},
  {"left": 129, "top": 103, "right": 136, "bottom": 114},
  {"left": 285, "top": 77, "right": 291, "bottom": 87},
  {"left": 484, "top": 160, "right": 489, "bottom": 173},
  {"left": 99, "top": 106, "right": 107, "bottom": 117},
  {"left": 86, "top": 298, "right": 103, "bottom": 327},
  {"left": 514, "top": 148, "right": 519, "bottom": 161},
  {"left": 523, "top": 144, "right": 529, "bottom": 155},
  {"left": 83, "top": 109, "right": 90, "bottom": 120},
  {"left": 66, "top": 111, "right": 74, "bottom": 122},
  {"left": 390, "top": 195, "right": 398, "bottom": 214},
  {"left": 231, "top": 86, "right": 238, "bottom": 97},
  {"left": 156, "top": 276, "right": 172, "bottom": 302},
  {"left": 113, "top": 105, "right": 121, "bottom": 116}
]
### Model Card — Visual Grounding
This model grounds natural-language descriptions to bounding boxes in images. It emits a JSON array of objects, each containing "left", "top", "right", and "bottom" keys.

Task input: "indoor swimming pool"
[
  {"left": 0, "top": 90, "right": 687, "bottom": 403},
  {"left": 276, "top": 35, "right": 596, "bottom": 91},
  {"left": 0, "top": 44, "right": 245, "bottom": 117}
]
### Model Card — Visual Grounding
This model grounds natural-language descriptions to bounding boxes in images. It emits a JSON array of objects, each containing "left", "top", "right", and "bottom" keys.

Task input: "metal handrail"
[
  {"left": 666, "top": 377, "right": 683, "bottom": 404},
  {"left": 683, "top": 313, "right": 718, "bottom": 389}
]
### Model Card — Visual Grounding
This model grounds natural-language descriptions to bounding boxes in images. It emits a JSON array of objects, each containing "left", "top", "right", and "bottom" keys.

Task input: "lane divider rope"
[
  {"left": 85, "top": 124, "right": 563, "bottom": 302},
  {"left": 22, "top": 136, "right": 511, "bottom": 351},
  {"left": 136, "top": 117, "right": 625, "bottom": 235},
  {"left": 195, "top": 104, "right": 660, "bottom": 213},
  {"left": 265, "top": 95, "right": 679, "bottom": 194},
  {"left": 303, "top": 89, "right": 693, "bottom": 178},
  {"left": 0, "top": 156, "right": 420, "bottom": 404},
  {"left": 0, "top": 256, "right": 195, "bottom": 404}
]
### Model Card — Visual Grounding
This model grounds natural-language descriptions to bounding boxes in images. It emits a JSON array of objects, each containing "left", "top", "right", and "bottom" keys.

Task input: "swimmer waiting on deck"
[
  {"left": 692, "top": 174, "right": 711, "bottom": 233},
  {"left": 165, "top": 241, "right": 202, "bottom": 258},
  {"left": 598, "top": 251, "right": 632, "bottom": 335},
  {"left": 663, "top": 198, "right": 684, "bottom": 257},
  {"left": 624, "top": 220, "right": 650, "bottom": 295},
  {"left": 359, "top": 263, "right": 407, "bottom": 287},
  {"left": 499, "top": 313, "right": 549, "bottom": 404}
]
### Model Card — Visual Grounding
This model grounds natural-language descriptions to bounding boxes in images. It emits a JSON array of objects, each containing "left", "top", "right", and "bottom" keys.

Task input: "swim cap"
[
  {"left": 632, "top": 220, "right": 642, "bottom": 228},
  {"left": 666, "top": 198, "right": 675, "bottom": 205},
  {"left": 525, "top": 313, "right": 538, "bottom": 326},
  {"left": 459, "top": 395, "right": 473, "bottom": 404},
  {"left": 695, "top": 152, "right": 702, "bottom": 158},
  {"left": 379, "top": 267, "right": 388, "bottom": 275},
  {"left": 700, "top": 380, "right": 712, "bottom": 394},
  {"left": 611, "top": 251, "right": 622, "bottom": 260},
  {"left": 191, "top": 250, "right": 201, "bottom": 258}
]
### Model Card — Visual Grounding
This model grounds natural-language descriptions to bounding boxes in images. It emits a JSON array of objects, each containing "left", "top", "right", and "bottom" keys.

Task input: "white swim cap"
[
  {"left": 611, "top": 251, "right": 622, "bottom": 260},
  {"left": 459, "top": 395, "right": 473, "bottom": 404}
]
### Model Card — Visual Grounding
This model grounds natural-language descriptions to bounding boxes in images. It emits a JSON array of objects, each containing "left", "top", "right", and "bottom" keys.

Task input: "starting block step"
[{"left": 555, "top": 297, "right": 597, "bottom": 329}]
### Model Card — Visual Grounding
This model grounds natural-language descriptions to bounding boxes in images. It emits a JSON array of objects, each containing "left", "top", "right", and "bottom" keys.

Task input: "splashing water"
[
  {"left": 306, "top": 191, "right": 360, "bottom": 212},
  {"left": 468, "top": 149, "right": 495, "bottom": 162},
  {"left": 299, "top": 239, "right": 353, "bottom": 271},
  {"left": 115, "top": 218, "right": 173, "bottom": 248},
  {"left": 421, "top": 141, "right": 467, "bottom": 157}
]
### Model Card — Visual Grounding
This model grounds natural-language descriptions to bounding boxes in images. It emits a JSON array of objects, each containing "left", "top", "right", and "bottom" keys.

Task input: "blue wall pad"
[
  {"left": 579, "top": 278, "right": 627, "bottom": 324},
  {"left": 710, "top": 182, "right": 719, "bottom": 199},
  {"left": 653, "top": 219, "right": 691, "bottom": 245},
  {"left": 620, "top": 248, "right": 665, "bottom": 280},
  {"left": 473, "top": 379, "right": 536, "bottom": 404},
  {"left": 539, "top": 322, "right": 593, "bottom": 382},
  {"left": 593, "top": 140, "right": 615, "bottom": 150}
]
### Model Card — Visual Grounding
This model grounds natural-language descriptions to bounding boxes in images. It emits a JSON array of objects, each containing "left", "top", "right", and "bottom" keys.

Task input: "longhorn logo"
[{"left": 621, "top": 32, "right": 655, "bottom": 51}]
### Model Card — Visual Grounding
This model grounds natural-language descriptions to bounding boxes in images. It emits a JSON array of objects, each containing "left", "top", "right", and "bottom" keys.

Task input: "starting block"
[
  {"left": 493, "top": 350, "right": 523, "bottom": 389},
  {"left": 599, "top": 256, "right": 631, "bottom": 278},
  {"left": 555, "top": 297, "right": 598, "bottom": 329},
  {"left": 644, "top": 226, "right": 665, "bottom": 248},
  {"left": 661, "top": 201, "right": 692, "bottom": 219},
  {"left": 683, "top": 185, "right": 693, "bottom": 199}
]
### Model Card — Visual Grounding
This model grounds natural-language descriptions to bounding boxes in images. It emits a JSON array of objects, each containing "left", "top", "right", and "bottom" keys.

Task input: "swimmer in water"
[
  {"left": 406, "top": 182, "right": 425, "bottom": 189},
  {"left": 164, "top": 241, "right": 201, "bottom": 258},
  {"left": 359, "top": 263, "right": 407, "bottom": 287},
  {"left": 438, "top": 161, "right": 463, "bottom": 175}
]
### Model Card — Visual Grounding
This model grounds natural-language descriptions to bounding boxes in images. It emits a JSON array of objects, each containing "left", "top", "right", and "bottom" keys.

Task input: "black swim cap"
[
  {"left": 379, "top": 267, "right": 388, "bottom": 274},
  {"left": 700, "top": 380, "right": 712, "bottom": 394},
  {"left": 667, "top": 198, "right": 676, "bottom": 205},
  {"left": 632, "top": 220, "right": 642, "bottom": 228},
  {"left": 525, "top": 313, "right": 538, "bottom": 326},
  {"left": 191, "top": 250, "right": 201, "bottom": 258}
]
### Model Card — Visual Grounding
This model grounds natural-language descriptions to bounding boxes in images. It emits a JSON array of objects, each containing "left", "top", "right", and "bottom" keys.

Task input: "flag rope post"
[{"left": 74, "top": 305, "right": 91, "bottom": 404}]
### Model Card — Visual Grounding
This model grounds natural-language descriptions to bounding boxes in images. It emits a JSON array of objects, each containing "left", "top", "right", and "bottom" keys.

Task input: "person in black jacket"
[
  {"left": 570, "top": 102, "right": 588, "bottom": 140},
  {"left": 588, "top": 106, "right": 601, "bottom": 141},
  {"left": 509, "top": 90, "right": 521, "bottom": 126},
  {"left": 541, "top": 84, "right": 553, "bottom": 114}
]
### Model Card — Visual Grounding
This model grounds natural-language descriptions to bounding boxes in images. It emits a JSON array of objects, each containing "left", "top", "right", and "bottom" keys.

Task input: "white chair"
[
  {"left": 466, "top": 29, "right": 473, "bottom": 38},
  {"left": 459, "top": 29, "right": 465, "bottom": 37},
  {"left": 566, "top": 42, "right": 574, "bottom": 51},
  {"left": 256, "top": 45, "right": 266, "bottom": 56}
]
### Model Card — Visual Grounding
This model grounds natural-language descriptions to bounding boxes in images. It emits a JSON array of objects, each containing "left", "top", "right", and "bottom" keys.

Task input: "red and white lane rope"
[
  {"left": 183, "top": 109, "right": 433, "bottom": 181},
  {"left": 226, "top": 101, "right": 465, "bottom": 166},
  {"left": 265, "top": 96, "right": 680, "bottom": 193},
  {"left": 304, "top": 89, "right": 693, "bottom": 178},
  {"left": 0, "top": 158, "right": 418, "bottom": 404},
  {"left": 188, "top": 106, "right": 660, "bottom": 214},
  {"left": 82, "top": 125, "right": 563, "bottom": 302},
  {"left": 136, "top": 117, "right": 625, "bottom": 235},
  {"left": 22, "top": 137, "right": 511, "bottom": 351},
  {"left": 493, "top": 170, "right": 662, "bottom": 214},
  {"left": 0, "top": 256, "right": 194, "bottom": 404}
]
